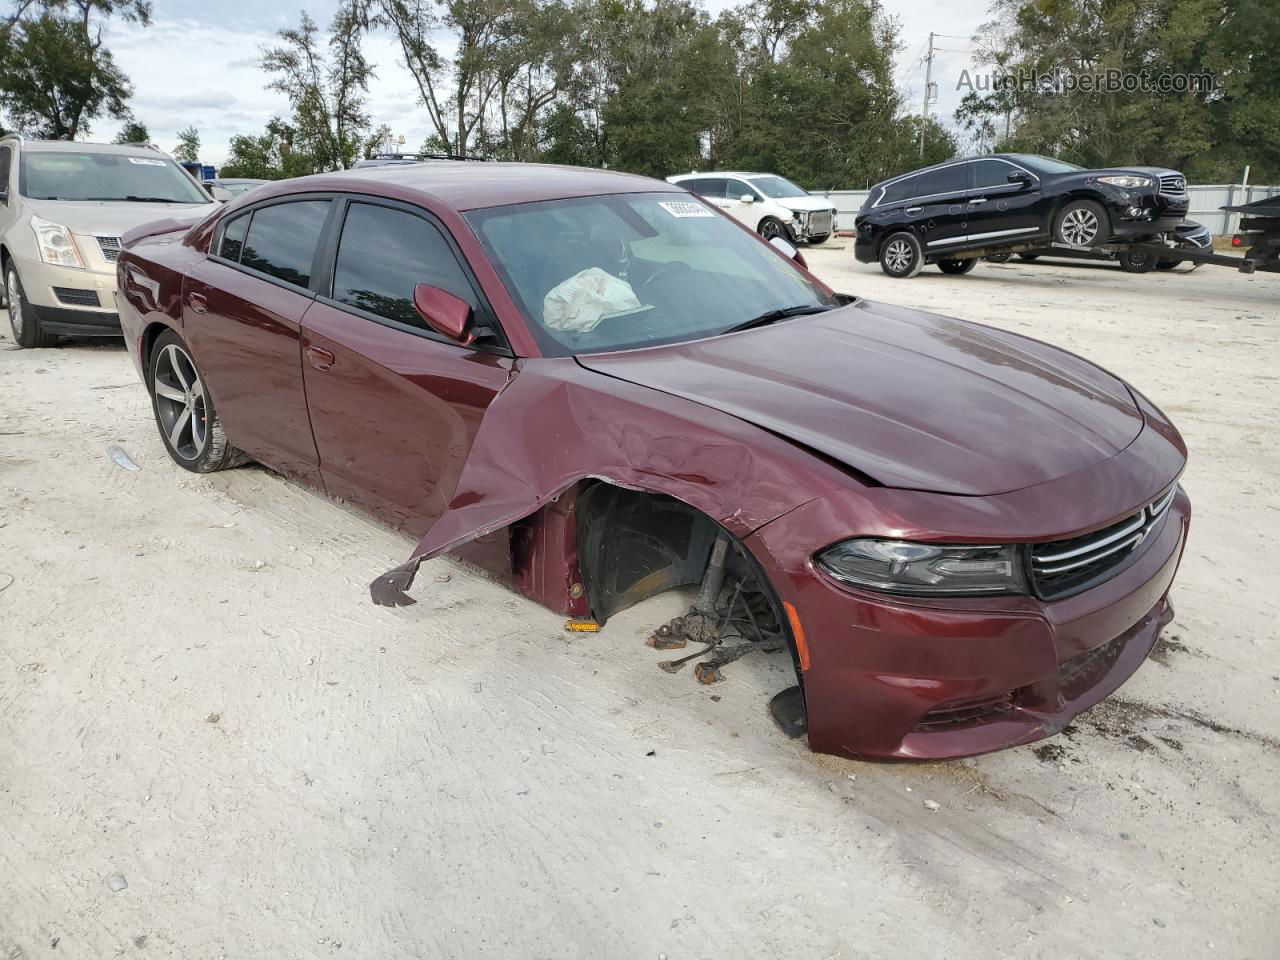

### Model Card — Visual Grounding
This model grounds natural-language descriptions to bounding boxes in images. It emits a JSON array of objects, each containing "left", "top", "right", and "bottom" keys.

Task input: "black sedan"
[{"left": 854, "top": 153, "right": 1190, "bottom": 278}]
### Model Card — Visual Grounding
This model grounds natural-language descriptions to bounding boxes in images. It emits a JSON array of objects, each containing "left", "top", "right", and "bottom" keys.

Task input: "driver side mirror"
[
  {"left": 740, "top": 194, "right": 755, "bottom": 204},
  {"left": 413, "top": 283, "right": 475, "bottom": 345},
  {"left": 1007, "top": 170, "right": 1033, "bottom": 187}
]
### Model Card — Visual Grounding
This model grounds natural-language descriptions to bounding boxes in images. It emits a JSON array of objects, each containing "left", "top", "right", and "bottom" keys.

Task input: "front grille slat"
[
  {"left": 96, "top": 236, "right": 122, "bottom": 263},
  {"left": 52, "top": 286, "right": 101, "bottom": 307},
  {"left": 1030, "top": 488, "right": 1176, "bottom": 599},
  {"left": 1158, "top": 174, "right": 1186, "bottom": 195}
]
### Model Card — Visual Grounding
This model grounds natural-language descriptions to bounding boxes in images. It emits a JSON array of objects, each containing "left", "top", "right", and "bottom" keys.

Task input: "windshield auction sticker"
[
  {"left": 127, "top": 157, "right": 167, "bottom": 166},
  {"left": 658, "top": 201, "right": 716, "bottom": 218}
]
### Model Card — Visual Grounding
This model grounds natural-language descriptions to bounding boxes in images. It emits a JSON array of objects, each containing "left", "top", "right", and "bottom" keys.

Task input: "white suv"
[
  {"left": 665, "top": 171, "right": 837, "bottom": 244},
  {"left": 0, "top": 136, "right": 219, "bottom": 348}
]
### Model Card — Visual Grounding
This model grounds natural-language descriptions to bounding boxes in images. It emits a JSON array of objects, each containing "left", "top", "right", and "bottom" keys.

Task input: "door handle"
[
  {"left": 187, "top": 291, "right": 207, "bottom": 314},
  {"left": 905, "top": 206, "right": 923, "bottom": 215},
  {"left": 968, "top": 197, "right": 988, "bottom": 205},
  {"left": 305, "top": 345, "right": 335, "bottom": 371}
]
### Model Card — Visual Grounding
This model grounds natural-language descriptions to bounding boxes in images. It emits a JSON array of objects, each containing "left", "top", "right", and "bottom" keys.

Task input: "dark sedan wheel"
[
  {"left": 1118, "top": 247, "right": 1157, "bottom": 274},
  {"left": 757, "top": 217, "right": 788, "bottom": 242},
  {"left": 149, "top": 330, "right": 246, "bottom": 473},
  {"left": 937, "top": 258, "right": 978, "bottom": 275},
  {"left": 984, "top": 252, "right": 1013, "bottom": 264},
  {"left": 5, "top": 263, "right": 57, "bottom": 349},
  {"left": 1055, "top": 200, "right": 1110, "bottom": 248},
  {"left": 879, "top": 231, "right": 924, "bottom": 278}
]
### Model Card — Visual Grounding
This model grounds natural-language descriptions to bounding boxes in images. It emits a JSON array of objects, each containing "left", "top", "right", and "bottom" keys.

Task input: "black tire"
[
  {"left": 807, "top": 233, "right": 830, "bottom": 245},
  {"left": 984, "top": 252, "right": 1013, "bottom": 263},
  {"left": 878, "top": 231, "right": 924, "bottom": 278},
  {"left": 1054, "top": 199, "right": 1110, "bottom": 248},
  {"left": 148, "top": 329, "right": 247, "bottom": 473},
  {"left": 1017, "top": 253, "right": 1040, "bottom": 262},
  {"left": 937, "top": 258, "right": 978, "bottom": 275},
  {"left": 5, "top": 262, "right": 57, "bottom": 348},
  {"left": 1118, "top": 247, "right": 1157, "bottom": 274},
  {"left": 1155, "top": 260, "right": 1178, "bottom": 271},
  {"left": 757, "top": 217, "right": 788, "bottom": 242}
]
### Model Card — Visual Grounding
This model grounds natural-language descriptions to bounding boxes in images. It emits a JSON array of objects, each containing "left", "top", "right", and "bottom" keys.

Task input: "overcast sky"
[{"left": 97, "top": 0, "right": 989, "bottom": 168}]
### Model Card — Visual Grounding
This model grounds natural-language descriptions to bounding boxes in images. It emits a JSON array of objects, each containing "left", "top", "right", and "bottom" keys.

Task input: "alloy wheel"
[
  {"left": 760, "top": 220, "right": 785, "bottom": 241},
  {"left": 1061, "top": 208, "right": 1100, "bottom": 246},
  {"left": 7, "top": 271, "right": 22, "bottom": 338},
  {"left": 153, "top": 343, "right": 208, "bottom": 461},
  {"left": 885, "top": 239, "right": 913, "bottom": 273}
]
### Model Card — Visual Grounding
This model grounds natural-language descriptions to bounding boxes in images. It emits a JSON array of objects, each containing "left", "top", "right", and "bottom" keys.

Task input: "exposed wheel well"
[{"left": 574, "top": 480, "right": 804, "bottom": 685}]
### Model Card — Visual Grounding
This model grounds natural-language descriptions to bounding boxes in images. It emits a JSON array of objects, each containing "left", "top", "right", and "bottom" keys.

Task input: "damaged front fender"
[{"left": 370, "top": 358, "right": 847, "bottom": 613}]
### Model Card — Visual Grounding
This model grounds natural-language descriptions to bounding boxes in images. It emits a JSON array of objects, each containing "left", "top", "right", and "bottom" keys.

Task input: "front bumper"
[
  {"left": 11, "top": 251, "right": 121, "bottom": 336},
  {"left": 1107, "top": 188, "right": 1190, "bottom": 239},
  {"left": 790, "top": 209, "right": 837, "bottom": 242},
  {"left": 749, "top": 477, "right": 1190, "bottom": 760}
]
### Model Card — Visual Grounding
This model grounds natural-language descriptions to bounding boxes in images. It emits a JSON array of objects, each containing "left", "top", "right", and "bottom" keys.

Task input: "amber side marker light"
[
  {"left": 565, "top": 618, "right": 601, "bottom": 633},
  {"left": 783, "top": 601, "right": 811, "bottom": 671}
]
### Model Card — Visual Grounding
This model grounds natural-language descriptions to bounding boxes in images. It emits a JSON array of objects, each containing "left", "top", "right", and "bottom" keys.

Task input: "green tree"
[
  {"left": 113, "top": 117, "right": 149, "bottom": 144},
  {"left": 174, "top": 124, "right": 199, "bottom": 163},
  {"left": 261, "top": 3, "right": 373, "bottom": 172},
  {"left": 0, "top": 0, "right": 151, "bottom": 139},
  {"left": 218, "top": 117, "right": 313, "bottom": 180}
]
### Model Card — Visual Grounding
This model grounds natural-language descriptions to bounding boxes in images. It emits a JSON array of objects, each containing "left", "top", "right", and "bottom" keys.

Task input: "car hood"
[
  {"left": 577, "top": 299, "right": 1144, "bottom": 496},
  {"left": 768, "top": 194, "right": 836, "bottom": 212},
  {"left": 21, "top": 198, "right": 218, "bottom": 237}
]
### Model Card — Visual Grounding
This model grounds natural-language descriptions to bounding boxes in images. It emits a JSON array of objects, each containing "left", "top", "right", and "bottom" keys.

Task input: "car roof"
[
  {"left": 265, "top": 162, "right": 670, "bottom": 212},
  {"left": 670, "top": 171, "right": 775, "bottom": 180},
  {"left": 207, "top": 178, "right": 264, "bottom": 184},
  {"left": 15, "top": 139, "right": 173, "bottom": 160}
]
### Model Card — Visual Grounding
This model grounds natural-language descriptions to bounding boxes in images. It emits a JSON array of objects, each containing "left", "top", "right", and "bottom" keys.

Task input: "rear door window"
[
  {"left": 240, "top": 200, "right": 331, "bottom": 289},
  {"left": 879, "top": 174, "right": 921, "bottom": 206},
  {"left": 331, "top": 202, "right": 476, "bottom": 332},
  {"left": 685, "top": 177, "right": 727, "bottom": 199},
  {"left": 219, "top": 212, "right": 249, "bottom": 262},
  {"left": 0, "top": 146, "right": 10, "bottom": 196},
  {"left": 916, "top": 164, "right": 970, "bottom": 198}
]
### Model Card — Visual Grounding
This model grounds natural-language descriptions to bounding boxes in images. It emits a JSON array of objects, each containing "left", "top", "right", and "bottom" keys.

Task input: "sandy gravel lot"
[{"left": 2, "top": 247, "right": 1278, "bottom": 959}]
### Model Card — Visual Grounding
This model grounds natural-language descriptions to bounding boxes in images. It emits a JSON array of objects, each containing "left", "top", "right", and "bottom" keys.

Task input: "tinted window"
[
  {"left": 0, "top": 146, "right": 10, "bottom": 194},
  {"left": 240, "top": 200, "right": 330, "bottom": 288},
  {"left": 972, "top": 159, "right": 1016, "bottom": 189},
  {"left": 332, "top": 202, "right": 475, "bottom": 330},
  {"left": 219, "top": 213, "right": 249, "bottom": 262},
  {"left": 880, "top": 175, "right": 918, "bottom": 205},
  {"left": 685, "top": 177, "right": 726, "bottom": 199},
  {"left": 915, "top": 164, "right": 969, "bottom": 197},
  {"left": 724, "top": 179, "right": 754, "bottom": 200}
]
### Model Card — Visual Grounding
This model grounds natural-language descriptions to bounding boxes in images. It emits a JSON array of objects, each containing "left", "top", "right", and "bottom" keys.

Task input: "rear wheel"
[
  {"left": 1118, "top": 247, "right": 1157, "bottom": 274},
  {"left": 149, "top": 329, "right": 247, "bottom": 473},
  {"left": 937, "top": 258, "right": 978, "bottom": 275},
  {"left": 5, "top": 262, "right": 57, "bottom": 348},
  {"left": 1055, "top": 199, "right": 1110, "bottom": 247},
  {"left": 879, "top": 231, "right": 924, "bottom": 278}
]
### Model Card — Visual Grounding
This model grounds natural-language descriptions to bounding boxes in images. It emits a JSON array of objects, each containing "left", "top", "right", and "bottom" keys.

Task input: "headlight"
[
  {"left": 31, "top": 215, "right": 85, "bottom": 268},
  {"left": 791, "top": 209, "right": 810, "bottom": 222},
  {"left": 1097, "top": 175, "right": 1151, "bottom": 188},
  {"left": 816, "top": 539, "right": 1026, "bottom": 596}
]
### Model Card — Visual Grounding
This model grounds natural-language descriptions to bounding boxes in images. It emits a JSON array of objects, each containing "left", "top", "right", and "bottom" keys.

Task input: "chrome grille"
[
  {"left": 96, "top": 236, "right": 122, "bottom": 262},
  {"left": 1158, "top": 174, "right": 1186, "bottom": 195},
  {"left": 1030, "top": 487, "right": 1176, "bottom": 599}
]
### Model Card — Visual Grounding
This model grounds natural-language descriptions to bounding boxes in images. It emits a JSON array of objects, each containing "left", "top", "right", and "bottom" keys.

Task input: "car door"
[
  {"left": 298, "top": 197, "right": 514, "bottom": 538},
  {"left": 721, "top": 178, "right": 761, "bottom": 228},
  {"left": 910, "top": 163, "right": 973, "bottom": 254},
  {"left": 962, "top": 158, "right": 1046, "bottom": 247},
  {"left": 682, "top": 177, "right": 729, "bottom": 212},
  {"left": 182, "top": 197, "right": 333, "bottom": 484}
]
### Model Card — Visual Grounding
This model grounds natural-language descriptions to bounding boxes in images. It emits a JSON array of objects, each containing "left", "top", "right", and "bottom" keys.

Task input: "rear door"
[
  {"left": 182, "top": 197, "right": 333, "bottom": 483},
  {"left": 910, "top": 163, "right": 972, "bottom": 254},
  {"left": 962, "top": 158, "right": 1046, "bottom": 248},
  {"left": 298, "top": 197, "right": 513, "bottom": 537}
]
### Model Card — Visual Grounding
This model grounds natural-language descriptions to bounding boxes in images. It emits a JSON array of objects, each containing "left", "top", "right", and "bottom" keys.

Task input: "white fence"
[{"left": 818, "top": 184, "right": 1279, "bottom": 235}]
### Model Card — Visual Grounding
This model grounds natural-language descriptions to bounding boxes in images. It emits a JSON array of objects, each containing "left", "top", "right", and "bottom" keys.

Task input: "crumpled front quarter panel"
[{"left": 369, "top": 357, "right": 848, "bottom": 606}]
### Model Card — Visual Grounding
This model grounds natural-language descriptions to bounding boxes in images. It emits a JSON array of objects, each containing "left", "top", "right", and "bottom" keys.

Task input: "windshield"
[
  {"left": 1013, "top": 154, "right": 1085, "bottom": 175},
  {"left": 221, "top": 181, "right": 263, "bottom": 196},
  {"left": 749, "top": 175, "right": 810, "bottom": 199},
  {"left": 466, "top": 192, "right": 836, "bottom": 357},
  {"left": 20, "top": 151, "right": 211, "bottom": 203}
]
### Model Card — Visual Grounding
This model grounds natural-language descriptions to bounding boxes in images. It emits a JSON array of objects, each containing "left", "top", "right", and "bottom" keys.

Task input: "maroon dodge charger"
[{"left": 116, "top": 163, "right": 1189, "bottom": 760}]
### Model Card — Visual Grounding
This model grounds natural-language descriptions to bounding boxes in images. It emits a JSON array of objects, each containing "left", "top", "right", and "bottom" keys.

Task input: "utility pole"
[{"left": 920, "top": 32, "right": 935, "bottom": 160}]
